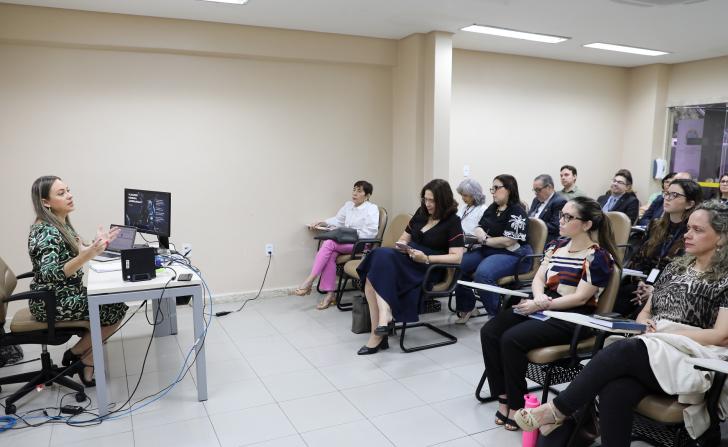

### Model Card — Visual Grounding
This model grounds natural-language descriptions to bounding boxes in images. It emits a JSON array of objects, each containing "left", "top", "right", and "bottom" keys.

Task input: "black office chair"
[{"left": 0, "top": 256, "right": 88, "bottom": 415}]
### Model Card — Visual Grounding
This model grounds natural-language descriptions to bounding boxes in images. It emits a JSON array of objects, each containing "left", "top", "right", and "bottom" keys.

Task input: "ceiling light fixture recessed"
[
  {"left": 583, "top": 42, "right": 669, "bottom": 56},
  {"left": 461, "top": 24, "right": 569, "bottom": 44},
  {"left": 200, "top": 0, "right": 249, "bottom": 4}
]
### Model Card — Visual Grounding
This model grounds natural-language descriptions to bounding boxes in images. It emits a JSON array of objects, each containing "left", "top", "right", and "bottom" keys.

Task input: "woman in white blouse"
[
  {"left": 456, "top": 178, "right": 487, "bottom": 236},
  {"left": 296, "top": 181, "right": 380, "bottom": 309}
]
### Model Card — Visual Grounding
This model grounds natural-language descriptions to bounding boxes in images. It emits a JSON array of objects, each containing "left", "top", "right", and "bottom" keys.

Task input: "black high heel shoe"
[
  {"left": 374, "top": 320, "right": 395, "bottom": 336},
  {"left": 77, "top": 361, "right": 96, "bottom": 388},
  {"left": 62, "top": 348, "right": 82, "bottom": 367},
  {"left": 357, "top": 336, "right": 389, "bottom": 355}
]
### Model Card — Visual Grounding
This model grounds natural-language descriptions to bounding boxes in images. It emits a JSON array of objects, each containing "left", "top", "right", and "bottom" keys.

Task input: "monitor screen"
[{"left": 124, "top": 189, "right": 171, "bottom": 237}]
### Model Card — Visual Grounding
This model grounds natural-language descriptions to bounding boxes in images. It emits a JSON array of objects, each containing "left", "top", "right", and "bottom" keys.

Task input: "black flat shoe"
[
  {"left": 357, "top": 336, "right": 389, "bottom": 355},
  {"left": 62, "top": 348, "right": 82, "bottom": 367},
  {"left": 77, "top": 362, "right": 96, "bottom": 388},
  {"left": 374, "top": 320, "right": 395, "bottom": 336}
]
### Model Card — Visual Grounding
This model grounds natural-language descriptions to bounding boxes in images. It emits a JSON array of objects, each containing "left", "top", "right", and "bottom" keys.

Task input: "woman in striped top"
[{"left": 480, "top": 196, "right": 621, "bottom": 431}]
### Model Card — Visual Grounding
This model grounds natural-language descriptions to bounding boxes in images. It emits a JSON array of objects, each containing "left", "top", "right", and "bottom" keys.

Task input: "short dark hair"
[
  {"left": 662, "top": 172, "right": 678, "bottom": 185},
  {"left": 560, "top": 165, "right": 577, "bottom": 176},
  {"left": 615, "top": 168, "right": 633, "bottom": 186},
  {"left": 494, "top": 174, "right": 522, "bottom": 207},
  {"left": 353, "top": 180, "right": 373, "bottom": 196},
  {"left": 419, "top": 179, "right": 458, "bottom": 220}
]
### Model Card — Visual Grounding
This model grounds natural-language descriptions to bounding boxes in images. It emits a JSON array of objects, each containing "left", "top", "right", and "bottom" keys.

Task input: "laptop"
[{"left": 93, "top": 225, "right": 137, "bottom": 262}]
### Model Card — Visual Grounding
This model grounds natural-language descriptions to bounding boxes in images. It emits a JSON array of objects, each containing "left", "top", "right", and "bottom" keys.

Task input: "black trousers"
[
  {"left": 553, "top": 338, "right": 663, "bottom": 447},
  {"left": 480, "top": 309, "right": 593, "bottom": 410}
]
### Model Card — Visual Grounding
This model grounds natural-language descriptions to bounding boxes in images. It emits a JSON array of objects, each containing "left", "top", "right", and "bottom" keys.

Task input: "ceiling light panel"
[
  {"left": 583, "top": 42, "right": 669, "bottom": 56},
  {"left": 461, "top": 25, "right": 570, "bottom": 44}
]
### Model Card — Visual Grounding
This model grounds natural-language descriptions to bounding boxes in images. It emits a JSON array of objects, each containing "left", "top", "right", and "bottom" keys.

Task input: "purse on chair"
[
  {"left": 351, "top": 295, "right": 371, "bottom": 334},
  {"left": 315, "top": 227, "right": 359, "bottom": 244}
]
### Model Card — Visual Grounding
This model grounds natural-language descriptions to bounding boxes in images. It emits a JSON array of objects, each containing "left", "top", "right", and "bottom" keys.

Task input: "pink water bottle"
[{"left": 522, "top": 394, "right": 540, "bottom": 447}]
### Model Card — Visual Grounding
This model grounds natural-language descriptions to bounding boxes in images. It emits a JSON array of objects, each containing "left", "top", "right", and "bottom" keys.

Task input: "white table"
[
  {"left": 86, "top": 265, "right": 207, "bottom": 416},
  {"left": 686, "top": 358, "right": 728, "bottom": 375},
  {"left": 456, "top": 280, "right": 529, "bottom": 298},
  {"left": 542, "top": 311, "right": 645, "bottom": 334}
]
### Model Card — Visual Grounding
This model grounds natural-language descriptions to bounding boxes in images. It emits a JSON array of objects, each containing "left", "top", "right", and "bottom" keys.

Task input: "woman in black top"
[
  {"left": 453, "top": 174, "right": 532, "bottom": 319},
  {"left": 614, "top": 179, "right": 703, "bottom": 317},
  {"left": 516, "top": 200, "right": 728, "bottom": 446},
  {"left": 355, "top": 179, "right": 465, "bottom": 355}
]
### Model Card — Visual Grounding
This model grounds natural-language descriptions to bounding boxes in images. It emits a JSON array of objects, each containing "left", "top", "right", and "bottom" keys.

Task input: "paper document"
[{"left": 90, "top": 261, "right": 122, "bottom": 273}]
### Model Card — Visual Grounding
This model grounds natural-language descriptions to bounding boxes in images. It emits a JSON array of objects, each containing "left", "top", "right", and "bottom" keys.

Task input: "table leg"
[
  {"left": 192, "top": 285, "right": 207, "bottom": 401},
  {"left": 88, "top": 301, "right": 109, "bottom": 416},
  {"left": 152, "top": 297, "right": 177, "bottom": 337}
]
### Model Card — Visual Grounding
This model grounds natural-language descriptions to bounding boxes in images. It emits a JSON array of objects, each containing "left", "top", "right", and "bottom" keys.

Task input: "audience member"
[
  {"left": 615, "top": 179, "right": 703, "bottom": 317},
  {"left": 515, "top": 200, "right": 728, "bottom": 446},
  {"left": 718, "top": 174, "right": 728, "bottom": 203},
  {"left": 296, "top": 180, "right": 379, "bottom": 309},
  {"left": 637, "top": 171, "right": 692, "bottom": 226},
  {"left": 452, "top": 174, "right": 532, "bottom": 323},
  {"left": 528, "top": 174, "right": 567, "bottom": 244},
  {"left": 482, "top": 197, "right": 619, "bottom": 431},
  {"left": 559, "top": 165, "right": 585, "bottom": 200},
  {"left": 354, "top": 179, "right": 464, "bottom": 355},
  {"left": 456, "top": 178, "right": 487, "bottom": 235},
  {"left": 28, "top": 175, "right": 125, "bottom": 387},
  {"left": 597, "top": 169, "right": 639, "bottom": 223}
]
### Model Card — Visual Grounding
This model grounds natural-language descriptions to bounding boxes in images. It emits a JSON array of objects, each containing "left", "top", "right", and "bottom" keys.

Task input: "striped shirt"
[{"left": 541, "top": 239, "right": 614, "bottom": 308}]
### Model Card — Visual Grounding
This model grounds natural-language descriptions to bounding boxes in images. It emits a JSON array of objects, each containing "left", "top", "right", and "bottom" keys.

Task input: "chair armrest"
[
  {"left": 2, "top": 289, "right": 52, "bottom": 303},
  {"left": 421, "top": 264, "right": 462, "bottom": 297},
  {"left": 16, "top": 271, "right": 33, "bottom": 280},
  {"left": 514, "top": 253, "right": 544, "bottom": 283},
  {"left": 351, "top": 238, "right": 382, "bottom": 260}
]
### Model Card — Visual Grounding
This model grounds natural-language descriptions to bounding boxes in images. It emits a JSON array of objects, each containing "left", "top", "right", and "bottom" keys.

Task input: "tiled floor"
[{"left": 0, "top": 294, "right": 668, "bottom": 446}]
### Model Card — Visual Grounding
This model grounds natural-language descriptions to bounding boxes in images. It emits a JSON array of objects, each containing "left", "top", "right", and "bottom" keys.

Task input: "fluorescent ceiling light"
[
  {"left": 200, "top": 0, "right": 249, "bottom": 4},
  {"left": 583, "top": 42, "right": 669, "bottom": 56},
  {"left": 461, "top": 24, "right": 569, "bottom": 44}
]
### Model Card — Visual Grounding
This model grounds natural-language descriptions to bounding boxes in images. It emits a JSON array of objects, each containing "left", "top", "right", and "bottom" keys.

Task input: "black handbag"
[
  {"left": 315, "top": 227, "right": 359, "bottom": 244},
  {"left": 351, "top": 295, "right": 371, "bottom": 334}
]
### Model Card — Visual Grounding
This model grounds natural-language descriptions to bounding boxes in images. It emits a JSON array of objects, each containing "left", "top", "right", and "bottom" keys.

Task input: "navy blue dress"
[{"left": 356, "top": 210, "right": 464, "bottom": 323}]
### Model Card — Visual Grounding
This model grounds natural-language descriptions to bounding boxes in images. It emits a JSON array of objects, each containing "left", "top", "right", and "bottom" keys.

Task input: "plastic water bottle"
[{"left": 522, "top": 394, "right": 540, "bottom": 447}]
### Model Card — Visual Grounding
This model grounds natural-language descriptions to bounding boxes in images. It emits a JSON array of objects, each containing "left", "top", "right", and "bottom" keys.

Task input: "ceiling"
[{"left": 4, "top": 0, "right": 728, "bottom": 67}]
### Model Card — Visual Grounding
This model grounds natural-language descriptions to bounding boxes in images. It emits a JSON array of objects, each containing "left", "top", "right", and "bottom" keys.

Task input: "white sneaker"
[{"left": 455, "top": 308, "right": 480, "bottom": 324}]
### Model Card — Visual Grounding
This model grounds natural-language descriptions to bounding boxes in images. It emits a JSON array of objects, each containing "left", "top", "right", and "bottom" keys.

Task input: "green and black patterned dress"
[{"left": 28, "top": 222, "right": 127, "bottom": 325}]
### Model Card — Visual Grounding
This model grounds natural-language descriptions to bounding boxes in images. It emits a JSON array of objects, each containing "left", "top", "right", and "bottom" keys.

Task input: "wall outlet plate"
[{"left": 265, "top": 243, "right": 274, "bottom": 255}]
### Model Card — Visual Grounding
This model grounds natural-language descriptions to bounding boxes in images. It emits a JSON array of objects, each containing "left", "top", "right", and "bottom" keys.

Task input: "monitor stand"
[{"left": 158, "top": 236, "right": 170, "bottom": 250}]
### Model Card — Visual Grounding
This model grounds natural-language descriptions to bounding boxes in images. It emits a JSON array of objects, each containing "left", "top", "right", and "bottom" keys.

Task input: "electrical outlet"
[
  {"left": 182, "top": 243, "right": 192, "bottom": 256},
  {"left": 265, "top": 243, "right": 274, "bottom": 255}
]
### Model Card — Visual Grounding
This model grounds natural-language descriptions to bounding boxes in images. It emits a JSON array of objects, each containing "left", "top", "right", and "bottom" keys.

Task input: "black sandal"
[{"left": 494, "top": 397, "right": 519, "bottom": 431}]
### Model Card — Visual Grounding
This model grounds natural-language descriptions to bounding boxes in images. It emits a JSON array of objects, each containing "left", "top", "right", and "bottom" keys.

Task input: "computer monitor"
[{"left": 124, "top": 188, "right": 171, "bottom": 249}]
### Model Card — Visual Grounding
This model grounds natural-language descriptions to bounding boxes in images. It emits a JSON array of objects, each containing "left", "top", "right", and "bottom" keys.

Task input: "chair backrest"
[
  {"left": 0, "top": 256, "right": 18, "bottom": 324},
  {"left": 606, "top": 211, "right": 631, "bottom": 265},
  {"left": 376, "top": 206, "right": 388, "bottom": 240},
  {"left": 495, "top": 217, "right": 547, "bottom": 286},
  {"left": 382, "top": 214, "right": 411, "bottom": 248},
  {"left": 594, "top": 266, "right": 622, "bottom": 315}
]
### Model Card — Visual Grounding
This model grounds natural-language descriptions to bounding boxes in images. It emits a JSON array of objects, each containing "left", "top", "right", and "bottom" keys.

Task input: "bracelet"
[{"left": 425, "top": 255, "right": 430, "bottom": 265}]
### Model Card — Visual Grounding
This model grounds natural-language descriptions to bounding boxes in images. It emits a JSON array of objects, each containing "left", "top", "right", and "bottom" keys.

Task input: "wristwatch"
[{"left": 425, "top": 255, "right": 430, "bottom": 265}]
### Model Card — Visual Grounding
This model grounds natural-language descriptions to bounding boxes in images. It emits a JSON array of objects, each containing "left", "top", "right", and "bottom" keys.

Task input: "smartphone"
[
  {"left": 177, "top": 273, "right": 193, "bottom": 281},
  {"left": 395, "top": 242, "right": 409, "bottom": 252}
]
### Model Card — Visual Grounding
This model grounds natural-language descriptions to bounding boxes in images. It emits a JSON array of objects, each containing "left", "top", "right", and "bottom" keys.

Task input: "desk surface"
[
  {"left": 543, "top": 311, "right": 645, "bottom": 334},
  {"left": 87, "top": 263, "right": 201, "bottom": 295},
  {"left": 686, "top": 358, "right": 728, "bottom": 375},
  {"left": 457, "top": 280, "right": 529, "bottom": 298}
]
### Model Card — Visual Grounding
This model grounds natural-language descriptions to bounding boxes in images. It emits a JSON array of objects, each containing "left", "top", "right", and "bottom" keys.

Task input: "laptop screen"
[{"left": 107, "top": 225, "right": 137, "bottom": 252}]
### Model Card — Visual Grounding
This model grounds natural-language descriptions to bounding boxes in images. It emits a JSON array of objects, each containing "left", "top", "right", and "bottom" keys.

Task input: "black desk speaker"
[{"left": 121, "top": 247, "right": 156, "bottom": 282}]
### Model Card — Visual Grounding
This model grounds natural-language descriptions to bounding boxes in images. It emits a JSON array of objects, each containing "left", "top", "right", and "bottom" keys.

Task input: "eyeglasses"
[
  {"left": 533, "top": 186, "right": 545, "bottom": 193},
  {"left": 662, "top": 191, "right": 686, "bottom": 201},
  {"left": 720, "top": 180, "right": 728, "bottom": 185},
  {"left": 489, "top": 185, "right": 505, "bottom": 194},
  {"left": 611, "top": 179, "right": 627, "bottom": 186},
  {"left": 559, "top": 211, "right": 587, "bottom": 223}
]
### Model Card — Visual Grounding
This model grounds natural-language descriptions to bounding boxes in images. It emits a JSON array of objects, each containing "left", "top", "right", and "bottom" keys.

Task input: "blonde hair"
[{"left": 31, "top": 175, "right": 79, "bottom": 254}]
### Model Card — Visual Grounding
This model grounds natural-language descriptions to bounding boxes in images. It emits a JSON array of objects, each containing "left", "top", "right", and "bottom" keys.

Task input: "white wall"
[
  {"left": 667, "top": 56, "right": 728, "bottom": 107},
  {"left": 0, "top": 5, "right": 394, "bottom": 297},
  {"left": 450, "top": 50, "right": 628, "bottom": 205}
]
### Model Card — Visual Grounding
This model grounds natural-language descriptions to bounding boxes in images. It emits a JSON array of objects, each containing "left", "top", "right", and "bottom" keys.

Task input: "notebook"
[{"left": 93, "top": 225, "right": 137, "bottom": 262}]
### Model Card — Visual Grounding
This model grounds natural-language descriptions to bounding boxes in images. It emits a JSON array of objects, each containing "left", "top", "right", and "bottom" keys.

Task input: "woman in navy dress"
[{"left": 356, "top": 179, "right": 465, "bottom": 355}]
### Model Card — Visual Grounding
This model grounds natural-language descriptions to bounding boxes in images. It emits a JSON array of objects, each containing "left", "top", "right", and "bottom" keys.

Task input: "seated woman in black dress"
[
  {"left": 614, "top": 179, "right": 702, "bottom": 317},
  {"left": 355, "top": 179, "right": 465, "bottom": 355},
  {"left": 482, "top": 197, "right": 620, "bottom": 431},
  {"left": 516, "top": 200, "right": 728, "bottom": 446}
]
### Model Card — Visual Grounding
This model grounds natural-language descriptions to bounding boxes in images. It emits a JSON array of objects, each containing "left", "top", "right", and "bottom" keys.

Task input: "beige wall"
[
  {"left": 450, "top": 50, "right": 627, "bottom": 205},
  {"left": 667, "top": 56, "right": 728, "bottom": 107},
  {"left": 0, "top": 5, "right": 394, "bottom": 298}
]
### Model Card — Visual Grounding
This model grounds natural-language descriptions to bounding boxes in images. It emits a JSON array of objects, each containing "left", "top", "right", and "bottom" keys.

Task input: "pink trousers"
[{"left": 311, "top": 240, "right": 354, "bottom": 292}]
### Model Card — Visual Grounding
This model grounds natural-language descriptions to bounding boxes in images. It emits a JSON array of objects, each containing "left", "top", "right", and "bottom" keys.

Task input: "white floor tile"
[
  {"left": 341, "top": 380, "right": 424, "bottom": 418},
  {"left": 432, "top": 437, "right": 483, "bottom": 447},
  {"left": 368, "top": 351, "right": 445, "bottom": 379},
  {"left": 210, "top": 403, "right": 297, "bottom": 447},
  {"left": 371, "top": 406, "right": 466, "bottom": 447},
  {"left": 203, "top": 377, "right": 275, "bottom": 415},
  {"left": 0, "top": 425, "right": 53, "bottom": 447},
  {"left": 246, "top": 351, "right": 313, "bottom": 377},
  {"left": 54, "top": 429, "right": 135, "bottom": 447},
  {"left": 260, "top": 369, "right": 336, "bottom": 402},
  {"left": 318, "top": 360, "right": 392, "bottom": 390},
  {"left": 50, "top": 417, "right": 132, "bottom": 447},
  {"left": 469, "top": 426, "right": 522, "bottom": 446},
  {"left": 398, "top": 370, "right": 473, "bottom": 404},
  {"left": 299, "top": 342, "right": 371, "bottom": 368},
  {"left": 134, "top": 416, "right": 220, "bottom": 447},
  {"left": 431, "top": 395, "right": 499, "bottom": 435},
  {"left": 279, "top": 392, "right": 364, "bottom": 433},
  {"left": 301, "top": 419, "right": 394, "bottom": 447},
  {"left": 246, "top": 435, "right": 308, "bottom": 447}
]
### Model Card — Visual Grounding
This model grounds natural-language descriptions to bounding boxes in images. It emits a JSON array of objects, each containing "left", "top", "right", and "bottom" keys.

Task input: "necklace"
[{"left": 495, "top": 205, "right": 506, "bottom": 217}]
